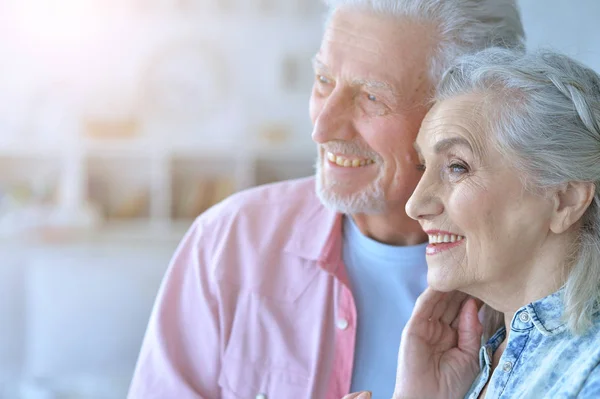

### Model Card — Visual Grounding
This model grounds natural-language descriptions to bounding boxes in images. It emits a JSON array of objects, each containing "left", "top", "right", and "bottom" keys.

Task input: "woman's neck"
[{"left": 471, "top": 233, "right": 572, "bottom": 315}]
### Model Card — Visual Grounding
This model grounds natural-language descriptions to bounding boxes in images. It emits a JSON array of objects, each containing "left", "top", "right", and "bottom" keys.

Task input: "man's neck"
[{"left": 350, "top": 211, "right": 427, "bottom": 246}]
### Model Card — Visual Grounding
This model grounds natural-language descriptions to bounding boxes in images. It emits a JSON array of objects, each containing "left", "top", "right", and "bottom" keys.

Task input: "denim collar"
[
  {"left": 486, "top": 288, "right": 568, "bottom": 345},
  {"left": 524, "top": 288, "right": 567, "bottom": 336}
]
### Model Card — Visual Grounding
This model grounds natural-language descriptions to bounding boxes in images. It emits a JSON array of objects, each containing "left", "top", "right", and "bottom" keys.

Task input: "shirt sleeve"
[{"left": 128, "top": 219, "right": 221, "bottom": 399}]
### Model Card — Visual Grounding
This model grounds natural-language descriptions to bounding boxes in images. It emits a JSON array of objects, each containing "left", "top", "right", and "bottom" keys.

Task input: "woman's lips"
[
  {"left": 426, "top": 240, "right": 465, "bottom": 255},
  {"left": 425, "top": 231, "right": 465, "bottom": 255}
]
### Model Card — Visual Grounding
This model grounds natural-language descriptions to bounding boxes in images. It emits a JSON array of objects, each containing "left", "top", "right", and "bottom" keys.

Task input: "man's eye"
[
  {"left": 317, "top": 75, "right": 331, "bottom": 84},
  {"left": 367, "top": 93, "right": 377, "bottom": 101},
  {"left": 416, "top": 163, "right": 426, "bottom": 172}
]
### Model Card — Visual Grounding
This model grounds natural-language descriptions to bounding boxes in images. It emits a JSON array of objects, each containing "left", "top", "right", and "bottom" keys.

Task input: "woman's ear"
[{"left": 550, "top": 182, "right": 596, "bottom": 234}]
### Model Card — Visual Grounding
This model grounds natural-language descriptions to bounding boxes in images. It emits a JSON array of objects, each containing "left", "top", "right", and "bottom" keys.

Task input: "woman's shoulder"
[{"left": 577, "top": 362, "right": 600, "bottom": 398}]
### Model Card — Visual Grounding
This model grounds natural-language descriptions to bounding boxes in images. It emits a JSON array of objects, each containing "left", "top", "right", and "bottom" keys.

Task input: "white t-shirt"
[{"left": 343, "top": 216, "right": 428, "bottom": 399}]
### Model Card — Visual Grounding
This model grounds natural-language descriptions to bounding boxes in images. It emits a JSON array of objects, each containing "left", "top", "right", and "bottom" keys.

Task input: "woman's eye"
[
  {"left": 416, "top": 163, "right": 426, "bottom": 172},
  {"left": 448, "top": 163, "right": 468, "bottom": 174}
]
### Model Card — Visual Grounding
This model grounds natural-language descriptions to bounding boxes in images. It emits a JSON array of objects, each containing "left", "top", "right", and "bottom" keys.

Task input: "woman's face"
[{"left": 406, "top": 94, "right": 556, "bottom": 297}]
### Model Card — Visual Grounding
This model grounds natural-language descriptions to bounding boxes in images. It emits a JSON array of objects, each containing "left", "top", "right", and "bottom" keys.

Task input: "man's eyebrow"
[
  {"left": 311, "top": 57, "right": 395, "bottom": 91},
  {"left": 311, "top": 56, "right": 330, "bottom": 73},
  {"left": 353, "top": 78, "right": 397, "bottom": 95}
]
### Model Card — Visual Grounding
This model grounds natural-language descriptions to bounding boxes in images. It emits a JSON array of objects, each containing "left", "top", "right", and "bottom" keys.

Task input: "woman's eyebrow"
[{"left": 433, "top": 136, "right": 474, "bottom": 155}]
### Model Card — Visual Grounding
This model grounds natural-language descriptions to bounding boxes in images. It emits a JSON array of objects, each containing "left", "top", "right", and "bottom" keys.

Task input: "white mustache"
[{"left": 320, "top": 141, "right": 380, "bottom": 160}]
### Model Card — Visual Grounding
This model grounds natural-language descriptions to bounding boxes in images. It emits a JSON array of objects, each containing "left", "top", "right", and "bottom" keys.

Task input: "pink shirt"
[{"left": 128, "top": 177, "right": 357, "bottom": 399}]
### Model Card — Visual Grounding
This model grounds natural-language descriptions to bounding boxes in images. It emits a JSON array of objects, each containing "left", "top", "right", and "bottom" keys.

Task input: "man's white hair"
[{"left": 323, "top": 0, "right": 526, "bottom": 85}]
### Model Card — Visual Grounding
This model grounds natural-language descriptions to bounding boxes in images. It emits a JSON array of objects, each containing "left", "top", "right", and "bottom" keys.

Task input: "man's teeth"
[
  {"left": 428, "top": 234, "right": 465, "bottom": 244},
  {"left": 327, "top": 152, "right": 375, "bottom": 168}
]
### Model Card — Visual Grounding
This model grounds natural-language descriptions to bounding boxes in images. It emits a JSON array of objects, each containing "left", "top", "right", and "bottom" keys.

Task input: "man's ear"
[{"left": 550, "top": 182, "right": 596, "bottom": 234}]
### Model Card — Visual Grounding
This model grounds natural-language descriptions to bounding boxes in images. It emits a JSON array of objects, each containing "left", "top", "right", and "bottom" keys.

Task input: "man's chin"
[{"left": 315, "top": 186, "right": 386, "bottom": 214}]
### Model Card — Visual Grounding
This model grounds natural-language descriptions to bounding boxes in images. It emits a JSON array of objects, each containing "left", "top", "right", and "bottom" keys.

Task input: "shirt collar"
[
  {"left": 282, "top": 195, "right": 342, "bottom": 271},
  {"left": 524, "top": 288, "right": 568, "bottom": 336}
]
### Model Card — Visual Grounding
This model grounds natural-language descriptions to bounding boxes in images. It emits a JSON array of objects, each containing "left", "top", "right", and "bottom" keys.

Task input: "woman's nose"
[{"left": 405, "top": 174, "right": 444, "bottom": 221}]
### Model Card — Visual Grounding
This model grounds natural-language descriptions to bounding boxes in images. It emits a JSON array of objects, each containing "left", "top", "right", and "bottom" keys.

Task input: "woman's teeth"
[
  {"left": 428, "top": 234, "right": 465, "bottom": 244},
  {"left": 327, "top": 152, "right": 375, "bottom": 168}
]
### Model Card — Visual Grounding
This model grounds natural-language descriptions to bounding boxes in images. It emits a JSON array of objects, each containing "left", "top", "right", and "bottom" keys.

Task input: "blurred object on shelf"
[
  {"left": 211, "top": 176, "right": 235, "bottom": 205},
  {"left": 87, "top": 158, "right": 152, "bottom": 220},
  {"left": 255, "top": 157, "right": 314, "bottom": 186},
  {"left": 84, "top": 117, "right": 140, "bottom": 139},
  {"left": 0, "top": 198, "right": 102, "bottom": 241},
  {"left": 174, "top": 178, "right": 211, "bottom": 219},
  {"left": 258, "top": 122, "right": 291, "bottom": 145},
  {"left": 0, "top": 157, "right": 89, "bottom": 240},
  {"left": 172, "top": 175, "right": 235, "bottom": 219},
  {"left": 111, "top": 189, "right": 150, "bottom": 220}
]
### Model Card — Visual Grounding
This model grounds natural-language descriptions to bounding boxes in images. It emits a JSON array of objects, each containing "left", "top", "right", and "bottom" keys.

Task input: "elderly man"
[{"left": 128, "top": 1, "right": 524, "bottom": 398}]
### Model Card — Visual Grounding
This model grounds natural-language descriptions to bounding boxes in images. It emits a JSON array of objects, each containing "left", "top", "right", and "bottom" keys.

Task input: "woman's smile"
[{"left": 425, "top": 230, "right": 466, "bottom": 255}]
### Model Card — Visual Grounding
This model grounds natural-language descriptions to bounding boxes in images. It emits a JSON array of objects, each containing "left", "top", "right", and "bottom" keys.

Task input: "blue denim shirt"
[{"left": 465, "top": 289, "right": 600, "bottom": 398}]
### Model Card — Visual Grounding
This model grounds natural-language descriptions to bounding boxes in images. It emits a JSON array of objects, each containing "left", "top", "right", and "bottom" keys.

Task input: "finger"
[
  {"left": 473, "top": 297, "right": 484, "bottom": 310},
  {"left": 439, "top": 291, "right": 468, "bottom": 325},
  {"left": 457, "top": 298, "right": 484, "bottom": 356},
  {"left": 429, "top": 291, "right": 451, "bottom": 321},
  {"left": 342, "top": 392, "right": 372, "bottom": 399},
  {"left": 450, "top": 295, "right": 471, "bottom": 329},
  {"left": 412, "top": 287, "right": 448, "bottom": 321}
]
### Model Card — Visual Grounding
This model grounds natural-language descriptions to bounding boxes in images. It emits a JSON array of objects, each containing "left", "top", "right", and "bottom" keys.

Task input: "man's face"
[{"left": 310, "top": 7, "right": 435, "bottom": 214}]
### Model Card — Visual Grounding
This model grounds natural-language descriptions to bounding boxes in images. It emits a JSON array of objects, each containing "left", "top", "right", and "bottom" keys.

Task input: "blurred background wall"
[{"left": 0, "top": 1, "right": 598, "bottom": 398}]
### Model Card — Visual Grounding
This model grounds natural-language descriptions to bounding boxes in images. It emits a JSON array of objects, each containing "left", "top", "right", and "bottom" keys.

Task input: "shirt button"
[
  {"left": 519, "top": 311, "right": 530, "bottom": 323},
  {"left": 336, "top": 318, "right": 349, "bottom": 330},
  {"left": 256, "top": 394, "right": 267, "bottom": 399},
  {"left": 502, "top": 361, "right": 513, "bottom": 372}
]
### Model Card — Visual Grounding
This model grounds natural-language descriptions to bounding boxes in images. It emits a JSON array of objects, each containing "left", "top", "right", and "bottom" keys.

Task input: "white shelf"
[
  {"left": 0, "top": 143, "right": 64, "bottom": 157},
  {"left": 0, "top": 5, "right": 321, "bottom": 236}
]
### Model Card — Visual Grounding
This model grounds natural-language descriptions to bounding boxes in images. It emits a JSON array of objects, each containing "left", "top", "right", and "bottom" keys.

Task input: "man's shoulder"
[
  {"left": 227, "top": 175, "right": 319, "bottom": 211},
  {"left": 195, "top": 176, "right": 333, "bottom": 238},
  {"left": 185, "top": 177, "right": 338, "bottom": 283}
]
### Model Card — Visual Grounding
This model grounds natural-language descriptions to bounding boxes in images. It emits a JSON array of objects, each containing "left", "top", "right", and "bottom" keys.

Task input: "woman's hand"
[
  {"left": 342, "top": 289, "right": 482, "bottom": 399},
  {"left": 392, "top": 288, "right": 483, "bottom": 399},
  {"left": 342, "top": 392, "right": 371, "bottom": 399}
]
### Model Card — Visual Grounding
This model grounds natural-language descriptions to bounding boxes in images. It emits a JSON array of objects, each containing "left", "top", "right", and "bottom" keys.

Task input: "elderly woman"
[{"left": 345, "top": 48, "right": 600, "bottom": 399}]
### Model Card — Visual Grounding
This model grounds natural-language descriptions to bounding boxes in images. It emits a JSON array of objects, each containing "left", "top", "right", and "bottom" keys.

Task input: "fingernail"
[{"left": 357, "top": 392, "right": 372, "bottom": 399}]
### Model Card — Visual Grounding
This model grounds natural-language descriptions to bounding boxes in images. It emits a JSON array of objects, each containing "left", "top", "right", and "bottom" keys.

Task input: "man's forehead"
[
  {"left": 322, "top": 8, "right": 439, "bottom": 59},
  {"left": 316, "top": 9, "right": 437, "bottom": 94}
]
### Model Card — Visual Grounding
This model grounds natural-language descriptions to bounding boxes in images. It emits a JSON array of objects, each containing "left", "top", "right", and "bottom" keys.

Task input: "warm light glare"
[
  {"left": 10, "top": 0, "right": 102, "bottom": 48},
  {"left": 3, "top": 0, "right": 136, "bottom": 102}
]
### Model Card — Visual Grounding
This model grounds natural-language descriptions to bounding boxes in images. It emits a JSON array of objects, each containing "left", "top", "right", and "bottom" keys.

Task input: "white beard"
[{"left": 314, "top": 147, "right": 387, "bottom": 214}]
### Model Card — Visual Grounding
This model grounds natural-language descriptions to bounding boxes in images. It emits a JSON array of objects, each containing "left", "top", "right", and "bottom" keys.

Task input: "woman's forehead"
[{"left": 417, "top": 94, "right": 490, "bottom": 154}]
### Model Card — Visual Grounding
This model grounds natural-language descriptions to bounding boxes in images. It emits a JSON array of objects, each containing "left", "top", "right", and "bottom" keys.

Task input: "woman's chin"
[{"left": 427, "top": 272, "right": 457, "bottom": 292}]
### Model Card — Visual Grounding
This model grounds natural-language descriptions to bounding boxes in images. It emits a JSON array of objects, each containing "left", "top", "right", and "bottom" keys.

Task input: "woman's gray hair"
[
  {"left": 322, "top": 0, "right": 525, "bottom": 85},
  {"left": 437, "top": 48, "right": 600, "bottom": 334}
]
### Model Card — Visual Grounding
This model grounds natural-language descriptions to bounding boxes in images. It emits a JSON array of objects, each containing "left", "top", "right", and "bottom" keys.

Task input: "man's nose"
[{"left": 311, "top": 89, "right": 356, "bottom": 144}]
